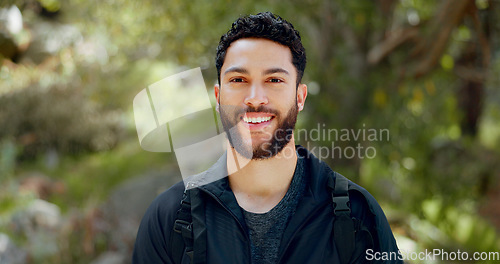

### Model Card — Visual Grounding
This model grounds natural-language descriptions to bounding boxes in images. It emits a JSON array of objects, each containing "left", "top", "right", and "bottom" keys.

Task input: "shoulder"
[
  {"left": 139, "top": 180, "right": 185, "bottom": 239},
  {"left": 346, "top": 179, "right": 393, "bottom": 233},
  {"left": 344, "top": 176, "right": 400, "bottom": 257},
  {"left": 347, "top": 180, "right": 385, "bottom": 220},
  {"left": 133, "top": 180, "right": 185, "bottom": 263}
]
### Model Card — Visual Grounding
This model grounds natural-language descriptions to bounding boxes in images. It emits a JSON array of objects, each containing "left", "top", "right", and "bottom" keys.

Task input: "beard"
[{"left": 219, "top": 101, "right": 298, "bottom": 160}]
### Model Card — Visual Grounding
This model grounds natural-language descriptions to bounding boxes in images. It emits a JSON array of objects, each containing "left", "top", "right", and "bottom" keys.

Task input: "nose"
[{"left": 244, "top": 83, "right": 268, "bottom": 107}]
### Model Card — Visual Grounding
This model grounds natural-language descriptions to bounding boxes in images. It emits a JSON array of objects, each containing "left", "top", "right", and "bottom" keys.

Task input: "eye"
[
  {"left": 230, "top": 78, "right": 245, "bottom": 83},
  {"left": 268, "top": 78, "right": 283, "bottom": 83}
]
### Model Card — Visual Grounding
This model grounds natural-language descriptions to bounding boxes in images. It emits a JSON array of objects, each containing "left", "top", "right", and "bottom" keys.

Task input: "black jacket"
[{"left": 133, "top": 147, "right": 402, "bottom": 263}]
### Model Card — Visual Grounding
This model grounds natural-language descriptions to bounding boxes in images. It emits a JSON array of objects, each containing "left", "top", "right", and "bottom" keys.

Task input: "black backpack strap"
[
  {"left": 190, "top": 188, "right": 207, "bottom": 264},
  {"left": 171, "top": 188, "right": 207, "bottom": 264},
  {"left": 172, "top": 190, "right": 194, "bottom": 264},
  {"left": 328, "top": 172, "right": 355, "bottom": 264}
]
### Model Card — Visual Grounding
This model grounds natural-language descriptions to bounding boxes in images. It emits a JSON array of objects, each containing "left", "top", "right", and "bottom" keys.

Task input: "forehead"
[{"left": 222, "top": 38, "right": 294, "bottom": 75}]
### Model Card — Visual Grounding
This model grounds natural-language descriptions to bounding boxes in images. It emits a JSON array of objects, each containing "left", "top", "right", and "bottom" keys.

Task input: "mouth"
[{"left": 240, "top": 113, "right": 275, "bottom": 129}]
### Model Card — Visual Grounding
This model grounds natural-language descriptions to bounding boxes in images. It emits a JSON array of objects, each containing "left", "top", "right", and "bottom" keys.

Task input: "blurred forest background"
[{"left": 1, "top": 0, "right": 500, "bottom": 263}]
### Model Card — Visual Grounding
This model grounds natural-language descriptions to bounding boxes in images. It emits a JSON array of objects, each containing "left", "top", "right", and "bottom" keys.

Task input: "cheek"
[
  {"left": 218, "top": 89, "right": 243, "bottom": 105},
  {"left": 271, "top": 90, "right": 296, "bottom": 105}
]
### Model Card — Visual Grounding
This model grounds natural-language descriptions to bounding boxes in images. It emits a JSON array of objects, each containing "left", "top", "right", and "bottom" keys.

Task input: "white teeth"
[{"left": 243, "top": 116, "right": 272, "bottom": 124}]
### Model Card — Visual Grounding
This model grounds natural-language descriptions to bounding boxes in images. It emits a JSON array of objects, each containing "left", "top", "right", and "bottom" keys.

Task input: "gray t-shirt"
[{"left": 242, "top": 157, "right": 306, "bottom": 264}]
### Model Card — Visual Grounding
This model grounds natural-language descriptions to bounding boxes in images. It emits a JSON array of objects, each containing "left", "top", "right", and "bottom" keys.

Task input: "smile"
[
  {"left": 243, "top": 116, "right": 273, "bottom": 124},
  {"left": 240, "top": 113, "right": 275, "bottom": 128}
]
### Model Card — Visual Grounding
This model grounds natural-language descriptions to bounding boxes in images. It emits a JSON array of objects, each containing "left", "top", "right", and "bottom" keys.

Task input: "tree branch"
[
  {"left": 412, "top": 0, "right": 473, "bottom": 77},
  {"left": 367, "top": 27, "right": 419, "bottom": 65}
]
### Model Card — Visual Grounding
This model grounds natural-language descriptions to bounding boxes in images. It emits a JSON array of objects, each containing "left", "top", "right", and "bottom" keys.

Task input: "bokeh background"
[{"left": 1, "top": 0, "right": 500, "bottom": 263}]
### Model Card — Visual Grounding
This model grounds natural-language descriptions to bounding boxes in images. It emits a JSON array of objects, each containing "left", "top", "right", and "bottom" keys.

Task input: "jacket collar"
[{"left": 196, "top": 145, "right": 333, "bottom": 212}]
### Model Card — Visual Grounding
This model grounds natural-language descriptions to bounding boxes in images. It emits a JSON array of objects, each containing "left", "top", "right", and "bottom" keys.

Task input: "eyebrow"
[
  {"left": 224, "top": 67, "right": 249, "bottom": 75},
  {"left": 224, "top": 66, "right": 289, "bottom": 76},
  {"left": 264, "top": 67, "right": 289, "bottom": 75}
]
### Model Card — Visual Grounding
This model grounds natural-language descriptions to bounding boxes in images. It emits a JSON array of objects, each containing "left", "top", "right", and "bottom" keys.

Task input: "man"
[{"left": 133, "top": 12, "right": 402, "bottom": 264}]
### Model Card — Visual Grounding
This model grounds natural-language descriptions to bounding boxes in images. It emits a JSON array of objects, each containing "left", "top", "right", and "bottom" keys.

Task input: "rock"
[
  {"left": 0, "top": 233, "right": 27, "bottom": 264},
  {"left": 0, "top": 5, "right": 22, "bottom": 61},
  {"left": 12, "top": 198, "right": 61, "bottom": 234},
  {"left": 0, "top": 5, "right": 23, "bottom": 34},
  {"left": 11, "top": 199, "right": 62, "bottom": 260},
  {"left": 26, "top": 199, "right": 61, "bottom": 230}
]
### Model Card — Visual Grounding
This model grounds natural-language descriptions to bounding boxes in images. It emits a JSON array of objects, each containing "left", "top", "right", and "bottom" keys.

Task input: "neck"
[{"left": 226, "top": 139, "right": 298, "bottom": 213}]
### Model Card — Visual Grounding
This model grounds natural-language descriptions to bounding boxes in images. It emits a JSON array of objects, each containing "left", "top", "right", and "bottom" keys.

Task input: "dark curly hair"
[{"left": 216, "top": 12, "right": 306, "bottom": 86}]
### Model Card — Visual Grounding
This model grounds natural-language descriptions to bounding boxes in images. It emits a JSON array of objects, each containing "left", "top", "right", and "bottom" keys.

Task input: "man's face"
[{"left": 215, "top": 38, "right": 307, "bottom": 159}]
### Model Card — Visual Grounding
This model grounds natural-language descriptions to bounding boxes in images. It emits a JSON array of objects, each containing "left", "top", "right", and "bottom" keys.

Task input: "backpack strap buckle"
[
  {"left": 330, "top": 172, "right": 355, "bottom": 264},
  {"left": 332, "top": 194, "right": 351, "bottom": 214},
  {"left": 174, "top": 219, "right": 193, "bottom": 237}
]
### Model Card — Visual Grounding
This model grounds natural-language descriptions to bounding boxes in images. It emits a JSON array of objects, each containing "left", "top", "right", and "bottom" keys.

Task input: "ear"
[
  {"left": 297, "top": 83, "right": 307, "bottom": 111},
  {"left": 214, "top": 84, "right": 220, "bottom": 113}
]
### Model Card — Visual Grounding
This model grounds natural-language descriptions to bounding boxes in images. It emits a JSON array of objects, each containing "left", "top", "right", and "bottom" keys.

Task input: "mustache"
[{"left": 236, "top": 105, "right": 279, "bottom": 117}]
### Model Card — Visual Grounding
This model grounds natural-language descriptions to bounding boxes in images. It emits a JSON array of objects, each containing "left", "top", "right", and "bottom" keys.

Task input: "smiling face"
[{"left": 215, "top": 38, "right": 307, "bottom": 159}]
